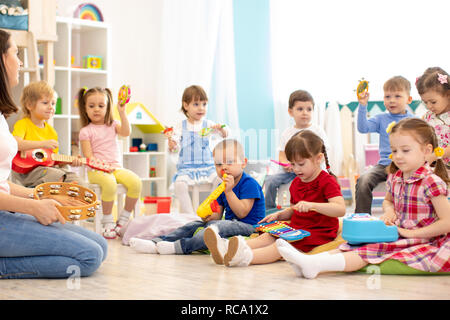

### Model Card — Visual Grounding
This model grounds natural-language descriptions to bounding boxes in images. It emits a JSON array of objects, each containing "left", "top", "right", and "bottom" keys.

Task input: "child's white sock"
[
  {"left": 129, "top": 238, "right": 158, "bottom": 254},
  {"left": 276, "top": 239, "right": 345, "bottom": 279},
  {"left": 276, "top": 239, "right": 330, "bottom": 278},
  {"left": 156, "top": 241, "right": 176, "bottom": 254}
]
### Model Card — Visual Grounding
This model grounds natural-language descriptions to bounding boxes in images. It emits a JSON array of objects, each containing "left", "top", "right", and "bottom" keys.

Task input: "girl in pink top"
[{"left": 78, "top": 87, "right": 142, "bottom": 239}]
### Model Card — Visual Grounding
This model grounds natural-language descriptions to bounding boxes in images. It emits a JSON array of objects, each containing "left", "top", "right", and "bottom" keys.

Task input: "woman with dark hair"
[{"left": 0, "top": 29, "right": 107, "bottom": 279}]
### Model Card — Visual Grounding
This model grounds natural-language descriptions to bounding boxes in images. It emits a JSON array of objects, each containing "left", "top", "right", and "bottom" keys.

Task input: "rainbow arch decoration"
[{"left": 74, "top": 3, "right": 104, "bottom": 22}]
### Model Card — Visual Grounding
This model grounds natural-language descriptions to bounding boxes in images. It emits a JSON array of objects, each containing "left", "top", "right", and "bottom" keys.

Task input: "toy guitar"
[
  {"left": 254, "top": 221, "right": 310, "bottom": 242},
  {"left": 12, "top": 148, "right": 115, "bottom": 174}
]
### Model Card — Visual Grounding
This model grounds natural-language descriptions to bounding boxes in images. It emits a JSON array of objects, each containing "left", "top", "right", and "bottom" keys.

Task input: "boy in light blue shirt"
[{"left": 355, "top": 76, "right": 415, "bottom": 214}]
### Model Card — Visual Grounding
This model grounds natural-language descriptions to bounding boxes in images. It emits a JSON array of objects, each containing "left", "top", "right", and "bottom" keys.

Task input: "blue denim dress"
[{"left": 172, "top": 120, "right": 216, "bottom": 183}]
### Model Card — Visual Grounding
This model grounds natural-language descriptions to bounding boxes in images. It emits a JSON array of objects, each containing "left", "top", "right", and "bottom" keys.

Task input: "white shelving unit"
[
  {"left": 117, "top": 103, "right": 168, "bottom": 198},
  {"left": 53, "top": 16, "right": 111, "bottom": 156}
]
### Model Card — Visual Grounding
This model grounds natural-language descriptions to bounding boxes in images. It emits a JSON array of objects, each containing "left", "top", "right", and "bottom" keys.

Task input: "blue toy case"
[{"left": 342, "top": 213, "right": 398, "bottom": 245}]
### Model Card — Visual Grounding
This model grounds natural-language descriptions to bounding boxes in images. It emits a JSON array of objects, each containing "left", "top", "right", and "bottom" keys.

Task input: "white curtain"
[{"left": 154, "top": 0, "right": 238, "bottom": 130}]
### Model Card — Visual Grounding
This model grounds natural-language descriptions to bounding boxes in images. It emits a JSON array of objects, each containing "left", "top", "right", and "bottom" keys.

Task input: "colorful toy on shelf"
[
  {"left": 270, "top": 160, "right": 290, "bottom": 167},
  {"left": 253, "top": 221, "right": 310, "bottom": 242},
  {"left": 199, "top": 124, "right": 226, "bottom": 137},
  {"left": 356, "top": 78, "right": 369, "bottom": 99},
  {"left": 118, "top": 85, "right": 131, "bottom": 106},
  {"left": 149, "top": 167, "right": 156, "bottom": 177},
  {"left": 83, "top": 55, "right": 102, "bottom": 70},
  {"left": 162, "top": 126, "right": 178, "bottom": 153},
  {"left": 139, "top": 143, "right": 146, "bottom": 152},
  {"left": 196, "top": 174, "right": 227, "bottom": 218},
  {"left": 342, "top": 213, "right": 398, "bottom": 245},
  {"left": 74, "top": 3, "right": 104, "bottom": 21},
  {"left": 129, "top": 146, "right": 138, "bottom": 152}
]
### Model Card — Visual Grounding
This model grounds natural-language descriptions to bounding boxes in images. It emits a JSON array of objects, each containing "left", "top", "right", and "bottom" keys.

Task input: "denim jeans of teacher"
[
  {"left": 0, "top": 211, "right": 107, "bottom": 279},
  {"left": 264, "top": 171, "right": 297, "bottom": 209},
  {"left": 354, "top": 164, "right": 388, "bottom": 214},
  {"left": 152, "top": 219, "right": 255, "bottom": 254}
]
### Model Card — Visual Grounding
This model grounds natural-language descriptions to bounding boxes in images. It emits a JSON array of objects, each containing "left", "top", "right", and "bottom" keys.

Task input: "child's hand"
[
  {"left": 223, "top": 174, "right": 235, "bottom": 193},
  {"left": 71, "top": 156, "right": 83, "bottom": 167},
  {"left": 117, "top": 101, "right": 127, "bottom": 113},
  {"left": 258, "top": 212, "right": 279, "bottom": 224},
  {"left": 168, "top": 138, "right": 178, "bottom": 152},
  {"left": 42, "top": 139, "right": 59, "bottom": 150},
  {"left": 379, "top": 209, "right": 397, "bottom": 226},
  {"left": 397, "top": 227, "right": 414, "bottom": 238},
  {"left": 291, "top": 201, "right": 315, "bottom": 213},
  {"left": 357, "top": 91, "right": 370, "bottom": 107}
]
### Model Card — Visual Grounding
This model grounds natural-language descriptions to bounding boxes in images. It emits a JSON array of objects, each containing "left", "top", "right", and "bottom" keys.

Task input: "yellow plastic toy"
[
  {"left": 356, "top": 78, "right": 369, "bottom": 99},
  {"left": 196, "top": 174, "right": 227, "bottom": 218}
]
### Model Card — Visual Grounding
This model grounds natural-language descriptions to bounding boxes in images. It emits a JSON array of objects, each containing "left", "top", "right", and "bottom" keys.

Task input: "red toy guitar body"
[{"left": 12, "top": 148, "right": 114, "bottom": 174}]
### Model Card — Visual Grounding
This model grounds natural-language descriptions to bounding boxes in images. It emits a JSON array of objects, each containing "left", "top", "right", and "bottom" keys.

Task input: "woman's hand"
[
  {"left": 30, "top": 199, "right": 66, "bottom": 225},
  {"left": 42, "top": 194, "right": 86, "bottom": 207}
]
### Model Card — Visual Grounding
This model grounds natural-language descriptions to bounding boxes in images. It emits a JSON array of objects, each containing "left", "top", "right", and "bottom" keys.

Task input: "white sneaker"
[
  {"left": 204, "top": 225, "right": 229, "bottom": 265},
  {"left": 223, "top": 236, "right": 253, "bottom": 267}
]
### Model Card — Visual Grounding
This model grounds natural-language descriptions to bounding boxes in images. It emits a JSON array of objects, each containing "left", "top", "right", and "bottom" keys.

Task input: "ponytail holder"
[
  {"left": 437, "top": 73, "right": 448, "bottom": 85},
  {"left": 386, "top": 121, "right": 396, "bottom": 134},
  {"left": 326, "top": 165, "right": 331, "bottom": 171},
  {"left": 388, "top": 153, "right": 393, "bottom": 159},
  {"left": 434, "top": 147, "right": 444, "bottom": 159},
  {"left": 82, "top": 86, "right": 89, "bottom": 96}
]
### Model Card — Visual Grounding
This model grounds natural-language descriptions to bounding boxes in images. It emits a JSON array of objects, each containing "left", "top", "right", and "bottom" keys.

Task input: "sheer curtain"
[
  {"left": 270, "top": 0, "right": 450, "bottom": 175},
  {"left": 154, "top": 0, "right": 238, "bottom": 130}
]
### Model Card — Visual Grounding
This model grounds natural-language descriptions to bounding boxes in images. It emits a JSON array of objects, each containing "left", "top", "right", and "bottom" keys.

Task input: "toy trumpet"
[
  {"left": 196, "top": 174, "right": 227, "bottom": 218},
  {"left": 199, "top": 124, "right": 226, "bottom": 137}
]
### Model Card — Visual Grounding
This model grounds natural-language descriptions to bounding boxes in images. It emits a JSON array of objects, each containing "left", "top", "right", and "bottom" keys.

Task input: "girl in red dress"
[
  {"left": 205, "top": 130, "right": 346, "bottom": 267},
  {"left": 277, "top": 118, "right": 450, "bottom": 278}
]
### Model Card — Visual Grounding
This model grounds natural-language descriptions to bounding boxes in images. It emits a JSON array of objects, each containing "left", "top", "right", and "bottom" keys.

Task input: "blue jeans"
[
  {"left": 264, "top": 171, "right": 296, "bottom": 209},
  {"left": 153, "top": 219, "right": 255, "bottom": 254},
  {"left": 0, "top": 211, "right": 107, "bottom": 279}
]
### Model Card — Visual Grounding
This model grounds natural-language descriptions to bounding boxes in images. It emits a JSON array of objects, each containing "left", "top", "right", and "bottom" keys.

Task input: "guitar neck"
[{"left": 51, "top": 153, "right": 87, "bottom": 165}]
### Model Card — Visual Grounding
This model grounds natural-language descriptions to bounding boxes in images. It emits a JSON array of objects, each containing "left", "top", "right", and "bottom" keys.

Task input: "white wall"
[{"left": 56, "top": 0, "right": 167, "bottom": 123}]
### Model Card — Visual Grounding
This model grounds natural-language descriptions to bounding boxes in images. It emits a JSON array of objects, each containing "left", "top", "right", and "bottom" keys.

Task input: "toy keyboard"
[
  {"left": 342, "top": 213, "right": 398, "bottom": 245},
  {"left": 254, "top": 221, "right": 310, "bottom": 242}
]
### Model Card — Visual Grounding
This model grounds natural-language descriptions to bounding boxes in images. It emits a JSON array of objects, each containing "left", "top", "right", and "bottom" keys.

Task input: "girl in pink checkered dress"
[
  {"left": 416, "top": 67, "right": 449, "bottom": 173},
  {"left": 276, "top": 118, "right": 450, "bottom": 279}
]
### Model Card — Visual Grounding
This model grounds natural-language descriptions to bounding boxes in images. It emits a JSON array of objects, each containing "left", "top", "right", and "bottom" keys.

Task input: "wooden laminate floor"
[{"left": 1, "top": 229, "right": 449, "bottom": 300}]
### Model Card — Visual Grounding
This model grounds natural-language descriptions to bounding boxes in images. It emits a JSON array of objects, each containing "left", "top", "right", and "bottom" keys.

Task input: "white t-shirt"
[
  {"left": 0, "top": 113, "right": 18, "bottom": 194},
  {"left": 278, "top": 123, "right": 329, "bottom": 153}
]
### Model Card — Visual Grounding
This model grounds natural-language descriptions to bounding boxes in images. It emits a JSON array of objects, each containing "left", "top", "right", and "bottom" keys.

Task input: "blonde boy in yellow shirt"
[{"left": 12, "top": 81, "right": 86, "bottom": 187}]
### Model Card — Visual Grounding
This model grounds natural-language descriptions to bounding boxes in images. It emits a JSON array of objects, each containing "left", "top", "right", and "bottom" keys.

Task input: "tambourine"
[
  {"left": 118, "top": 84, "right": 131, "bottom": 106},
  {"left": 356, "top": 79, "right": 369, "bottom": 99},
  {"left": 34, "top": 182, "right": 100, "bottom": 221}
]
